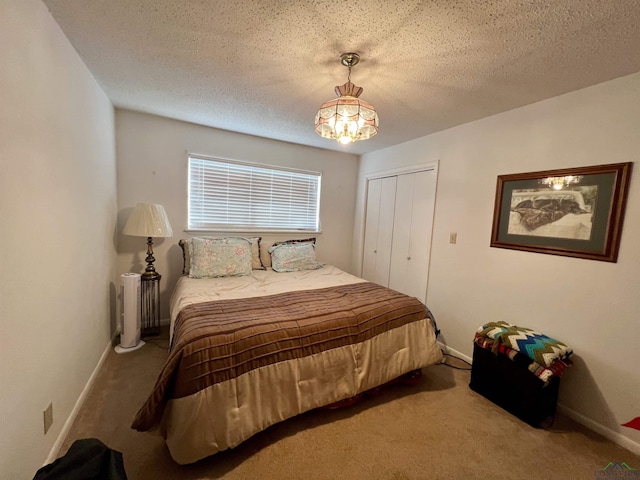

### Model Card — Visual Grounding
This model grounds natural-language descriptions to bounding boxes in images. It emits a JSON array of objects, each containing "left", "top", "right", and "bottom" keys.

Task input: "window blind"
[{"left": 188, "top": 155, "right": 321, "bottom": 232}]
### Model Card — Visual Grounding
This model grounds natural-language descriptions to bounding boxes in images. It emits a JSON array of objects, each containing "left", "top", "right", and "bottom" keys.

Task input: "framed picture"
[{"left": 490, "top": 162, "right": 632, "bottom": 262}]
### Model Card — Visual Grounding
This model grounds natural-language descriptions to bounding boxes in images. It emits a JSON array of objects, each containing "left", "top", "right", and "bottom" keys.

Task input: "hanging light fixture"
[
  {"left": 539, "top": 175, "right": 582, "bottom": 190},
  {"left": 314, "top": 53, "right": 379, "bottom": 145}
]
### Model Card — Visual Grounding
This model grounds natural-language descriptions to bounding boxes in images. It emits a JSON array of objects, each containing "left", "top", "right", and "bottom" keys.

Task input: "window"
[{"left": 188, "top": 155, "right": 321, "bottom": 233}]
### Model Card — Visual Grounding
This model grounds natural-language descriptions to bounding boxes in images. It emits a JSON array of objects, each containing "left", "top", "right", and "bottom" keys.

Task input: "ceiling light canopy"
[{"left": 314, "top": 53, "right": 379, "bottom": 145}]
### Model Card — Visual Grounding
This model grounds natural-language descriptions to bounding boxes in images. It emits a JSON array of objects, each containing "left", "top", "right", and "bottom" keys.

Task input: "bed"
[{"left": 131, "top": 237, "right": 442, "bottom": 464}]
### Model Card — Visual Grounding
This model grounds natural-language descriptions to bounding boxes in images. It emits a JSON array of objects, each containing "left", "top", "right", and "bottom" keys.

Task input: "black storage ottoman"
[{"left": 469, "top": 343, "right": 560, "bottom": 428}]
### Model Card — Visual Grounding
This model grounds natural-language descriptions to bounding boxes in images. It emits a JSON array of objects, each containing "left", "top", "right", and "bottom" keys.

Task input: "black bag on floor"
[{"left": 33, "top": 438, "right": 128, "bottom": 480}]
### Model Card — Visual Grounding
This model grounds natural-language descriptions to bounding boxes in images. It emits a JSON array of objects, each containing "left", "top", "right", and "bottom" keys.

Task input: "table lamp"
[
  {"left": 123, "top": 203, "right": 173, "bottom": 335},
  {"left": 123, "top": 203, "right": 173, "bottom": 279}
]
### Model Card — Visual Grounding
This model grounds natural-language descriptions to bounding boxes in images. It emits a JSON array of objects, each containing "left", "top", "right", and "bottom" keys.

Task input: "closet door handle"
[
  {"left": 407, "top": 256, "right": 411, "bottom": 260},
  {"left": 373, "top": 250, "right": 377, "bottom": 254}
]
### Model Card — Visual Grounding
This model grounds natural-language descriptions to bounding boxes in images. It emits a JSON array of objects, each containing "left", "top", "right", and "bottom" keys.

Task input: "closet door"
[
  {"left": 362, "top": 176, "right": 397, "bottom": 287},
  {"left": 388, "top": 170, "right": 437, "bottom": 303}
]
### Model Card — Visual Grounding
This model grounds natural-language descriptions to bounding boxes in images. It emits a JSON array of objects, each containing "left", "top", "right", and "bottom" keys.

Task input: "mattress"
[{"left": 132, "top": 265, "right": 442, "bottom": 464}]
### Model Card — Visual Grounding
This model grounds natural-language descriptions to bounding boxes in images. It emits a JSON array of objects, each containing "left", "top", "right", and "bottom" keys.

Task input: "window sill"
[{"left": 184, "top": 229, "right": 322, "bottom": 235}]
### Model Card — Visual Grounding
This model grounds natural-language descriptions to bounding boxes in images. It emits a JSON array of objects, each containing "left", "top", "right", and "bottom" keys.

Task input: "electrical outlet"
[{"left": 43, "top": 403, "right": 53, "bottom": 435}]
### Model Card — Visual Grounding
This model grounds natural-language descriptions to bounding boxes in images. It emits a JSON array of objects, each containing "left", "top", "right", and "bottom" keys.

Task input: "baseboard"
[
  {"left": 44, "top": 337, "right": 114, "bottom": 465},
  {"left": 438, "top": 341, "right": 640, "bottom": 455},
  {"left": 437, "top": 341, "right": 473, "bottom": 364},
  {"left": 557, "top": 403, "right": 640, "bottom": 456}
]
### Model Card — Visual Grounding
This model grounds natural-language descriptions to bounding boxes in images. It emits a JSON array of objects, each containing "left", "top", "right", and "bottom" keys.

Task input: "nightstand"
[{"left": 141, "top": 272, "right": 161, "bottom": 336}]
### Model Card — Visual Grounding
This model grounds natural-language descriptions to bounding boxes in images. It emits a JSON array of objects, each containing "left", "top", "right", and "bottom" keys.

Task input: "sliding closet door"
[
  {"left": 362, "top": 176, "right": 397, "bottom": 287},
  {"left": 388, "top": 170, "right": 437, "bottom": 303}
]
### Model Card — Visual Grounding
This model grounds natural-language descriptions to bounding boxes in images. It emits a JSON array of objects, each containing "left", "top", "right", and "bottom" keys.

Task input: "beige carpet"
[{"left": 59, "top": 330, "right": 640, "bottom": 480}]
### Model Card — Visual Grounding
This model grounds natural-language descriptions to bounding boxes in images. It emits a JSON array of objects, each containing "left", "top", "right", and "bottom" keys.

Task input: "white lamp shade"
[{"left": 123, "top": 203, "right": 173, "bottom": 237}]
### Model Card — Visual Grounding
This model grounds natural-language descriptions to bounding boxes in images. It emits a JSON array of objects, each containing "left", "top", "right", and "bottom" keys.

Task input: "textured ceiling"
[{"left": 43, "top": 0, "right": 640, "bottom": 154}]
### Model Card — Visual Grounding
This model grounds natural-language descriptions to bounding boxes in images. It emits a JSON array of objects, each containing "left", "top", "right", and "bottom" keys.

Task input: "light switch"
[{"left": 449, "top": 232, "right": 457, "bottom": 244}]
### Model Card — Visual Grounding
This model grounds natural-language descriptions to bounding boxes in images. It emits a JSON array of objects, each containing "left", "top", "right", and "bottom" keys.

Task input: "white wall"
[
  {"left": 116, "top": 109, "right": 359, "bottom": 319},
  {"left": 355, "top": 72, "right": 640, "bottom": 453},
  {"left": 0, "top": 1, "right": 117, "bottom": 477}
]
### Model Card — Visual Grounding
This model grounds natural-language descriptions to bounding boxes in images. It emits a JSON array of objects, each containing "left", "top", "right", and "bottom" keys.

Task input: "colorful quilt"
[
  {"left": 476, "top": 321, "right": 572, "bottom": 367},
  {"left": 474, "top": 335, "right": 570, "bottom": 383},
  {"left": 474, "top": 321, "right": 573, "bottom": 383}
]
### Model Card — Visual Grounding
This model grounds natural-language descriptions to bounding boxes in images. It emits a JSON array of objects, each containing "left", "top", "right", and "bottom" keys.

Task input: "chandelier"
[
  {"left": 314, "top": 53, "right": 379, "bottom": 145},
  {"left": 539, "top": 175, "right": 582, "bottom": 190}
]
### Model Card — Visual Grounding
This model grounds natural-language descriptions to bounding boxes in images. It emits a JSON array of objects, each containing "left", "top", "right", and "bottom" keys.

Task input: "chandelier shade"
[
  {"left": 314, "top": 53, "right": 379, "bottom": 145},
  {"left": 539, "top": 175, "right": 582, "bottom": 190}
]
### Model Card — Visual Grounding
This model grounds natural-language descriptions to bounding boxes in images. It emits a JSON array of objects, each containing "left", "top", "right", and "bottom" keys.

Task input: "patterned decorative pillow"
[
  {"left": 189, "top": 237, "right": 253, "bottom": 278},
  {"left": 268, "top": 242, "right": 322, "bottom": 272},
  {"left": 262, "top": 237, "right": 316, "bottom": 268},
  {"left": 180, "top": 237, "right": 264, "bottom": 274},
  {"left": 179, "top": 239, "right": 191, "bottom": 275},
  {"left": 270, "top": 237, "right": 316, "bottom": 247},
  {"left": 248, "top": 237, "right": 266, "bottom": 270}
]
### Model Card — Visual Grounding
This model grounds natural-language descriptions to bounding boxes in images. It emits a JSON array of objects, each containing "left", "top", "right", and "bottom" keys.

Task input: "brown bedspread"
[{"left": 132, "top": 282, "right": 428, "bottom": 431}]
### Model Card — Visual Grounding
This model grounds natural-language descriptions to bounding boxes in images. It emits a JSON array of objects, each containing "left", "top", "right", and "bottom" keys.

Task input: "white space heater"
[{"left": 115, "top": 273, "right": 145, "bottom": 353}]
